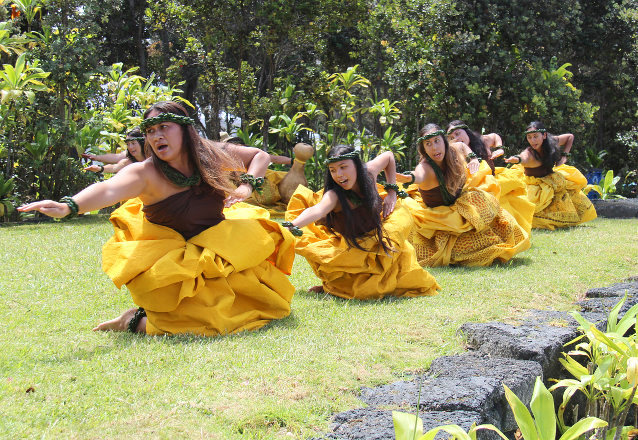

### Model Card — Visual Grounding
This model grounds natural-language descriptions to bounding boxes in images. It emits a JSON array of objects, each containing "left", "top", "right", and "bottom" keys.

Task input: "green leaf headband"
[
  {"left": 139, "top": 113, "right": 195, "bottom": 132},
  {"left": 416, "top": 130, "right": 446, "bottom": 143},
  {"left": 126, "top": 136, "right": 145, "bottom": 142},
  {"left": 524, "top": 128, "right": 547, "bottom": 135},
  {"left": 446, "top": 124, "right": 468, "bottom": 135},
  {"left": 325, "top": 150, "right": 360, "bottom": 165}
]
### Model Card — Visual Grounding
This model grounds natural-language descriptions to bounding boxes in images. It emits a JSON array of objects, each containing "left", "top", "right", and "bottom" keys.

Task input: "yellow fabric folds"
[
  {"left": 285, "top": 186, "right": 439, "bottom": 300},
  {"left": 405, "top": 187, "right": 531, "bottom": 267},
  {"left": 102, "top": 199, "right": 296, "bottom": 336},
  {"left": 465, "top": 162, "right": 535, "bottom": 234},
  {"left": 510, "top": 164, "right": 597, "bottom": 230}
]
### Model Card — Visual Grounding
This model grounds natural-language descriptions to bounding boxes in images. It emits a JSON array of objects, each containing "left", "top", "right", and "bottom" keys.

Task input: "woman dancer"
[
  {"left": 19, "top": 101, "right": 296, "bottom": 336},
  {"left": 504, "top": 121, "right": 596, "bottom": 229},
  {"left": 446, "top": 120, "right": 504, "bottom": 173},
  {"left": 397, "top": 123, "right": 530, "bottom": 267},
  {"left": 283, "top": 145, "right": 439, "bottom": 300},
  {"left": 84, "top": 128, "right": 147, "bottom": 174},
  {"left": 446, "top": 120, "right": 535, "bottom": 233}
]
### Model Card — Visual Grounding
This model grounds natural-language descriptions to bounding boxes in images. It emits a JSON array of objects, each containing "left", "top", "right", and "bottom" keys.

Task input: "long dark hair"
[
  {"left": 142, "top": 101, "right": 239, "bottom": 194},
  {"left": 418, "top": 123, "right": 466, "bottom": 197},
  {"left": 525, "top": 121, "right": 560, "bottom": 171},
  {"left": 323, "top": 145, "right": 392, "bottom": 253},
  {"left": 447, "top": 120, "right": 490, "bottom": 160},
  {"left": 125, "top": 127, "right": 145, "bottom": 163}
]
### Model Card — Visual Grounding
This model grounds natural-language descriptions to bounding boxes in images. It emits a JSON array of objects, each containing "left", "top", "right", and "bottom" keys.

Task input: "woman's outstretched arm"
[
  {"left": 19, "top": 162, "right": 148, "bottom": 218},
  {"left": 290, "top": 190, "right": 339, "bottom": 228}
]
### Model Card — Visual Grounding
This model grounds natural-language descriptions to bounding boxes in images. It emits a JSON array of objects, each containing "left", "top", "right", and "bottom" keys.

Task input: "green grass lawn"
[{"left": 1, "top": 216, "right": 637, "bottom": 439}]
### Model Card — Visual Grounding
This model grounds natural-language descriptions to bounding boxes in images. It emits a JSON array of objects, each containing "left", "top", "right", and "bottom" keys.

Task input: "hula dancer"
[
  {"left": 504, "top": 121, "right": 596, "bottom": 229},
  {"left": 283, "top": 145, "right": 439, "bottom": 300},
  {"left": 84, "top": 128, "right": 147, "bottom": 174},
  {"left": 19, "top": 101, "right": 296, "bottom": 336},
  {"left": 446, "top": 120, "right": 535, "bottom": 234},
  {"left": 397, "top": 123, "right": 530, "bottom": 266}
]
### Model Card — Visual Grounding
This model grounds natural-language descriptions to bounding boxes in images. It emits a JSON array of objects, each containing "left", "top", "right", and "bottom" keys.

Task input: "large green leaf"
[
  {"left": 558, "top": 417, "right": 607, "bottom": 440},
  {"left": 504, "top": 384, "right": 538, "bottom": 440},
  {"left": 392, "top": 411, "right": 423, "bottom": 440},
  {"left": 529, "top": 377, "right": 555, "bottom": 440}
]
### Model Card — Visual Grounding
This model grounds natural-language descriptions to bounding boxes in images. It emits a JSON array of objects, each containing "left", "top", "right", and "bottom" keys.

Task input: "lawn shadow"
[
  {"left": 0, "top": 214, "right": 110, "bottom": 228},
  {"left": 427, "top": 255, "right": 534, "bottom": 273},
  {"left": 297, "top": 288, "right": 418, "bottom": 307}
]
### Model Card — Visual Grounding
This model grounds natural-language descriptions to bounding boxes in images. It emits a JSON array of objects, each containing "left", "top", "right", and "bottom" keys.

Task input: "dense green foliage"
[{"left": 1, "top": 0, "right": 637, "bottom": 217}]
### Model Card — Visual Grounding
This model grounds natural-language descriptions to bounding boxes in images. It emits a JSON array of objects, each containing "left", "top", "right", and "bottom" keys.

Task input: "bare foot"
[
  {"left": 309, "top": 285, "right": 324, "bottom": 293},
  {"left": 93, "top": 308, "right": 146, "bottom": 333}
]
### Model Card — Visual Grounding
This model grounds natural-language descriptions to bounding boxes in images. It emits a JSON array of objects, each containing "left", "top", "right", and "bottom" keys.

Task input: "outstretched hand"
[
  {"left": 467, "top": 159, "right": 480, "bottom": 175},
  {"left": 504, "top": 156, "right": 520, "bottom": 164},
  {"left": 84, "top": 164, "right": 101, "bottom": 173},
  {"left": 17, "top": 200, "right": 70, "bottom": 218},
  {"left": 224, "top": 183, "right": 253, "bottom": 207},
  {"left": 382, "top": 191, "right": 397, "bottom": 218},
  {"left": 81, "top": 153, "right": 98, "bottom": 161}
]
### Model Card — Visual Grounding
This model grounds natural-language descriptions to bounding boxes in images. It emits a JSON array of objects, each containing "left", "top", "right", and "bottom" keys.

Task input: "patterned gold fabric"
[
  {"left": 510, "top": 164, "right": 597, "bottom": 230},
  {"left": 102, "top": 199, "right": 296, "bottom": 336},
  {"left": 404, "top": 187, "right": 530, "bottom": 267},
  {"left": 285, "top": 185, "right": 440, "bottom": 300}
]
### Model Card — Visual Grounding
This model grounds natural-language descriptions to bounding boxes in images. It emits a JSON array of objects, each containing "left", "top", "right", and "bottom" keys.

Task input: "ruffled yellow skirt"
[
  {"left": 102, "top": 199, "right": 296, "bottom": 336},
  {"left": 464, "top": 162, "right": 535, "bottom": 234},
  {"left": 285, "top": 186, "right": 440, "bottom": 300},
  {"left": 246, "top": 169, "right": 288, "bottom": 217},
  {"left": 510, "top": 164, "right": 597, "bottom": 230},
  {"left": 405, "top": 187, "right": 531, "bottom": 267}
]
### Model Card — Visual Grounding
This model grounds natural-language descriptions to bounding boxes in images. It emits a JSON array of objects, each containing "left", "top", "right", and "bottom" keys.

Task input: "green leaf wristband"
[{"left": 282, "top": 221, "right": 303, "bottom": 236}]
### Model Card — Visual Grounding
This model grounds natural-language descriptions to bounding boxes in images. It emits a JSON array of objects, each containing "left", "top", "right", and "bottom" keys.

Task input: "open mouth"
[{"left": 157, "top": 144, "right": 168, "bottom": 152}]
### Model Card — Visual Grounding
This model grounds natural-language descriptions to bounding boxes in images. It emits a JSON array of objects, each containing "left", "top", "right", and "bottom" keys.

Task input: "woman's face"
[
  {"left": 447, "top": 128, "right": 469, "bottom": 145},
  {"left": 328, "top": 159, "right": 358, "bottom": 191},
  {"left": 526, "top": 131, "right": 546, "bottom": 152},
  {"left": 125, "top": 138, "right": 143, "bottom": 160},
  {"left": 144, "top": 110, "right": 185, "bottom": 162},
  {"left": 422, "top": 132, "right": 446, "bottom": 165}
]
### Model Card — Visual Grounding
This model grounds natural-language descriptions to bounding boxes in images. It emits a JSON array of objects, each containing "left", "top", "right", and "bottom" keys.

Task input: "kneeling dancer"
[
  {"left": 19, "top": 101, "right": 296, "bottom": 336},
  {"left": 283, "top": 145, "right": 440, "bottom": 300},
  {"left": 398, "top": 123, "right": 530, "bottom": 267}
]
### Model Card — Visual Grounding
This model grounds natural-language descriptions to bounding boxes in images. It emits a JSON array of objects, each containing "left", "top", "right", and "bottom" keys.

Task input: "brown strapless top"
[
  {"left": 319, "top": 198, "right": 381, "bottom": 237},
  {"left": 418, "top": 186, "right": 450, "bottom": 208},
  {"left": 143, "top": 184, "right": 225, "bottom": 240},
  {"left": 524, "top": 165, "right": 553, "bottom": 177}
]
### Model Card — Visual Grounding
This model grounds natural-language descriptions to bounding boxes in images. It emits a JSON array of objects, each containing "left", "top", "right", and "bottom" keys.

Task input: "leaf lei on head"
[
  {"left": 524, "top": 128, "right": 547, "bottom": 135},
  {"left": 416, "top": 130, "right": 446, "bottom": 144},
  {"left": 424, "top": 154, "right": 457, "bottom": 206},
  {"left": 158, "top": 159, "right": 201, "bottom": 187},
  {"left": 446, "top": 124, "right": 469, "bottom": 135},
  {"left": 126, "top": 136, "right": 145, "bottom": 143},
  {"left": 325, "top": 150, "right": 359, "bottom": 165},
  {"left": 140, "top": 113, "right": 195, "bottom": 133}
]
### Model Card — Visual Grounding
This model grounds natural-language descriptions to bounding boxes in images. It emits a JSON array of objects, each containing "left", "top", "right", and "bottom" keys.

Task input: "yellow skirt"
[
  {"left": 464, "top": 162, "right": 535, "bottom": 234},
  {"left": 102, "top": 199, "right": 296, "bottom": 336},
  {"left": 510, "top": 164, "right": 597, "bottom": 230},
  {"left": 246, "top": 169, "right": 288, "bottom": 217},
  {"left": 405, "top": 187, "right": 531, "bottom": 267},
  {"left": 285, "top": 186, "right": 440, "bottom": 300}
]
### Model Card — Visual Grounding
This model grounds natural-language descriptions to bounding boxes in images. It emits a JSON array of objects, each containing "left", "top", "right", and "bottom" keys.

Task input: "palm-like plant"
[
  {"left": 0, "top": 173, "right": 15, "bottom": 218},
  {"left": 0, "top": 21, "right": 32, "bottom": 56},
  {"left": 0, "top": 52, "right": 50, "bottom": 104}
]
